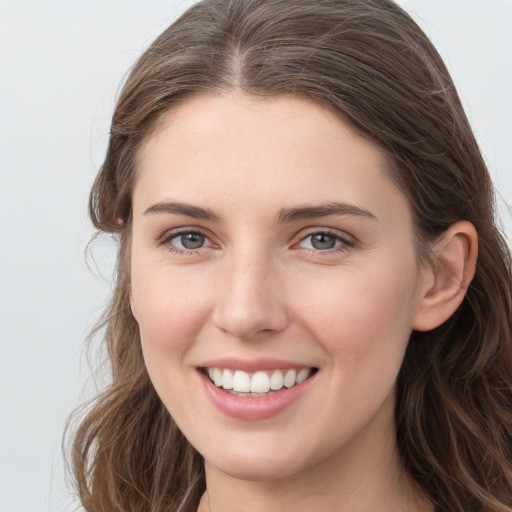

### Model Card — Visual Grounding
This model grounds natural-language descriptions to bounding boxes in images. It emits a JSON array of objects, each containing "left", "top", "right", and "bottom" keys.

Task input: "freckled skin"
[{"left": 129, "top": 93, "right": 434, "bottom": 512}]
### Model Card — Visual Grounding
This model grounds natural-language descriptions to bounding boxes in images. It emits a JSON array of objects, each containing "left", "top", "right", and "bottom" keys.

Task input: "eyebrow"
[
  {"left": 143, "top": 200, "right": 376, "bottom": 223},
  {"left": 143, "top": 201, "right": 220, "bottom": 221},
  {"left": 276, "top": 202, "right": 376, "bottom": 223}
]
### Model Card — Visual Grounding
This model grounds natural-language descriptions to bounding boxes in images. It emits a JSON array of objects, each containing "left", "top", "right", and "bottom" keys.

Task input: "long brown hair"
[{"left": 67, "top": 1, "right": 512, "bottom": 510}]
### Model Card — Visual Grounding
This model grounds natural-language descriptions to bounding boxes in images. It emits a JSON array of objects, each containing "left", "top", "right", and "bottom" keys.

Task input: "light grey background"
[{"left": 0, "top": 1, "right": 510, "bottom": 510}]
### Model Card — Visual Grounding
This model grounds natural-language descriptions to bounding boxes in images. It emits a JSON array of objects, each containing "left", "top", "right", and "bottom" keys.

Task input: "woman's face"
[{"left": 129, "top": 93, "right": 430, "bottom": 482}]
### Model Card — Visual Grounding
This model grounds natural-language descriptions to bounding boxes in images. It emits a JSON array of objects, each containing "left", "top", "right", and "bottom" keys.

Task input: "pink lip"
[
  {"left": 199, "top": 368, "right": 317, "bottom": 421},
  {"left": 199, "top": 357, "right": 313, "bottom": 372}
]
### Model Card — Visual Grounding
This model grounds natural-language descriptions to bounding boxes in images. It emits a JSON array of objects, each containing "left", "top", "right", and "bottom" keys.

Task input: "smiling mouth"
[{"left": 204, "top": 367, "right": 318, "bottom": 397}]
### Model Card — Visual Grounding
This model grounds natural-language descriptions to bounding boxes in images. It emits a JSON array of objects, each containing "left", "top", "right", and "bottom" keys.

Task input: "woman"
[{"left": 69, "top": 0, "right": 512, "bottom": 511}]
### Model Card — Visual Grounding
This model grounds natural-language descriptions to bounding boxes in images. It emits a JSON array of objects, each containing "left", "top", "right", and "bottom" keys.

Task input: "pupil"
[
  {"left": 311, "top": 234, "right": 335, "bottom": 250},
  {"left": 181, "top": 232, "right": 204, "bottom": 249}
]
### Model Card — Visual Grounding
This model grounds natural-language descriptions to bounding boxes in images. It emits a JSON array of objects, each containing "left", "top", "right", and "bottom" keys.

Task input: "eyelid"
[
  {"left": 293, "top": 227, "right": 356, "bottom": 252},
  {"left": 155, "top": 226, "right": 355, "bottom": 255},
  {"left": 156, "top": 227, "right": 216, "bottom": 251},
  {"left": 296, "top": 226, "right": 355, "bottom": 242}
]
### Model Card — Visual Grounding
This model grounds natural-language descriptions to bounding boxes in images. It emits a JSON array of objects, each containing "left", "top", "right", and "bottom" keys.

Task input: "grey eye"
[
  {"left": 297, "top": 231, "right": 352, "bottom": 252},
  {"left": 179, "top": 232, "right": 206, "bottom": 249},
  {"left": 309, "top": 233, "right": 338, "bottom": 250}
]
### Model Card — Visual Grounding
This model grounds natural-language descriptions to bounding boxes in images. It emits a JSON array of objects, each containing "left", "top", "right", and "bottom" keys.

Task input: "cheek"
[
  {"left": 130, "top": 262, "right": 212, "bottom": 359},
  {"left": 292, "top": 264, "right": 420, "bottom": 443},
  {"left": 130, "top": 265, "right": 214, "bottom": 411},
  {"left": 297, "top": 261, "right": 419, "bottom": 371}
]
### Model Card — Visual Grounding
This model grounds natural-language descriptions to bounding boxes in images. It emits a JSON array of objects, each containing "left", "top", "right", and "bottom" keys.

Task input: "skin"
[{"left": 129, "top": 92, "right": 476, "bottom": 512}]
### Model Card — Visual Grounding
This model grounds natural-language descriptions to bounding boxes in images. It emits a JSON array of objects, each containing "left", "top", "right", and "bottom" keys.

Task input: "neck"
[{"left": 197, "top": 413, "right": 433, "bottom": 512}]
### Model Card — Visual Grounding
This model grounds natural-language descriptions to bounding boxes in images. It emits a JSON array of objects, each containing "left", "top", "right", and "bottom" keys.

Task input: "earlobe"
[{"left": 412, "top": 221, "right": 478, "bottom": 332}]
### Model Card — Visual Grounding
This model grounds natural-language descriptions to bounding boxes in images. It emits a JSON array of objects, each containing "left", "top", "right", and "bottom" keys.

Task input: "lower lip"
[{"left": 200, "top": 371, "right": 316, "bottom": 421}]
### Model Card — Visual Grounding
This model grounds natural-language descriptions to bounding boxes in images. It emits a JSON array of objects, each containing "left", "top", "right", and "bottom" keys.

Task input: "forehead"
[
  {"left": 134, "top": 92, "right": 410, "bottom": 228},
  {"left": 139, "top": 92, "right": 380, "bottom": 170}
]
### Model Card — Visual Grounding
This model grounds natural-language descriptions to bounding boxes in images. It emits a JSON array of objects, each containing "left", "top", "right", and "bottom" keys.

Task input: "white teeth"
[
  {"left": 250, "top": 371, "right": 270, "bottom": 393},
  {"left": 269, "top": 370, "right": 284, "bottom": 390},
  {"left": 233, "top": 370, "right": 251, "bottom": 392},
  {"left": 222, "top": 369, "right": 233, "bottom": 390},
  {"left": 213, "top": 368, "right": 223, "bottom": 387},
  {"left": 207, "top": 367, "right": 313, "bottom": 394},
  {"left": 296, "top": 368, "right": 310, "bottom": 384},
  {"left": 283, "top": 369, "right": 297, "bottom": 388}
]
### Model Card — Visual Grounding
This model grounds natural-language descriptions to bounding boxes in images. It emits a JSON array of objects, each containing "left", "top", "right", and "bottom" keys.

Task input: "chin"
[
  {"left": 198, "top": 430, "right": 319, "bottom": 483},
  {"left": 207, "top": 451, "right": 303, "bottom": 482}
]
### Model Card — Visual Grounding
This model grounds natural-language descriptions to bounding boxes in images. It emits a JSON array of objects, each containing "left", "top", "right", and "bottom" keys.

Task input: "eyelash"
[
  {"left": 157, "top": 229, "right": 214, "bottom": 255},
  {"left": 295, "top": 229, "right": 355, "bottom": 255},
  {"left": 156, "top": 228, "right": 355, "bottom": 256}
]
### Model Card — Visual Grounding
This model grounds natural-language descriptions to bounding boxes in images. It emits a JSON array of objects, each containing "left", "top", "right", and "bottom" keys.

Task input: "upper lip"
[{"left": 199, "top": 357, "right": 316, "bottom": 372}]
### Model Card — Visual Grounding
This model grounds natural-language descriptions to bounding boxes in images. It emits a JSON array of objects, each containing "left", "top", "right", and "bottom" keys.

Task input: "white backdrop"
[{"left": 0, "top": 1, "right": 510, "bottom": 510}]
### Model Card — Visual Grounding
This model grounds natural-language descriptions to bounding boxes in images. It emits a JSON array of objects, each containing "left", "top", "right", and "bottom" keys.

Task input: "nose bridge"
[{"left": 212, "top": 244, "right": 288, "bottom": 339}]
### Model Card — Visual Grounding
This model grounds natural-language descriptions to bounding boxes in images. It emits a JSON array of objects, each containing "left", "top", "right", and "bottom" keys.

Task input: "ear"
[{"left": 412, "top": 221, "right": 478, "bottom": 332}]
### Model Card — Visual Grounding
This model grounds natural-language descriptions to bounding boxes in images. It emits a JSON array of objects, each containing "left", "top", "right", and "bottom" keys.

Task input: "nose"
[{"left": 212, "top": 250, "right": 289, "bottom": 340}]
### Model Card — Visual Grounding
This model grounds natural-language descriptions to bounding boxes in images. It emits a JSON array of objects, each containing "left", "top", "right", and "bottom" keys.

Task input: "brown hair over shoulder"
[{"left": 68, "top": 1, "right": 512, "bottom": 511}]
